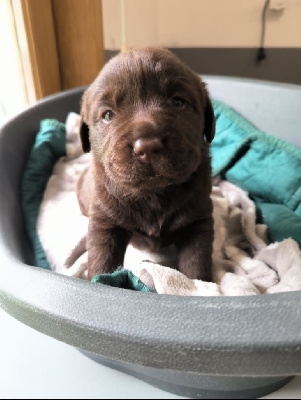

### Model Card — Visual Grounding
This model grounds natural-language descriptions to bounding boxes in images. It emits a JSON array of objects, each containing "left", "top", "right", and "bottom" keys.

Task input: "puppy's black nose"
[{"left": 133, "top": 138, "right": 163, "bottom": 164}]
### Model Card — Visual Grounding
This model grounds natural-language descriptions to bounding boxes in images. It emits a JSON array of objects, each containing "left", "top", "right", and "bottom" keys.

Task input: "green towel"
[
  {"left": 92, "top": 269, "right": 151, "bottom": 292},
  {"left": 21, "top": 119, "right": 66, "bottom": 269},
  {"left": 211, "top": 99, "right": 301, "bottom": 245}
]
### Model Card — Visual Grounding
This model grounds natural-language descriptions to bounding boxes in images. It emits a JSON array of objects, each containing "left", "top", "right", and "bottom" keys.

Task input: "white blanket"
[{"left": 37, "top": 113, "right": 301, "bottom": 296}]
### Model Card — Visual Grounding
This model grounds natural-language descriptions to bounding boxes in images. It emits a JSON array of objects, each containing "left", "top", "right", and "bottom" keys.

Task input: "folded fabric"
[
  {"left": 34, "top": 114, "right": 90, "bottom": 276},
  {"left": 21, "top": 119, "right": 66, "bottom": 269},
  {"left": 92, "top": 269, "right": 151, "bottom": 292},
  {"left": 212, "top": 99, "right": 301, "bottom": 245}
]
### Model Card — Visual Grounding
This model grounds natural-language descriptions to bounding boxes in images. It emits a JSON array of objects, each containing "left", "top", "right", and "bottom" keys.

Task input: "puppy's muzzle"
[{"left": 133, "top": 138, "right": 163, "bottom": 165}]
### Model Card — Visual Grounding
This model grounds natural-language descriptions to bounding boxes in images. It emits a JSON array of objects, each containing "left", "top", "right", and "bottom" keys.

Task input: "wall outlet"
[{"left": 269, "top": 0, "right": 286, "bottom": 11}]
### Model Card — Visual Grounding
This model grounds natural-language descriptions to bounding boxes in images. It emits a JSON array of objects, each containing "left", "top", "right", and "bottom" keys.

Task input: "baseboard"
[{"left": 105, "top": 47, "right": 301, "bottom": 85}]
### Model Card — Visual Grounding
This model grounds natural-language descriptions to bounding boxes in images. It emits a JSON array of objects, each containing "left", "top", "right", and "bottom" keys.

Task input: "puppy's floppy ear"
[
  {"left": 202, "top": 85, "right": 215, "bottom": 143},
  {"left": 79, "top": 118, "right": 90, "bottom": 153},
  {"left": 79, "top": 90, "right": 91, "bottom": 153}
]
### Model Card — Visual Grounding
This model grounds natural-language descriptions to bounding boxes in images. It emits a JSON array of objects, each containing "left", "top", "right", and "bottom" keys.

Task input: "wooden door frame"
[{"left": 16, "top": 0, "right": 104, "bottom": 100}]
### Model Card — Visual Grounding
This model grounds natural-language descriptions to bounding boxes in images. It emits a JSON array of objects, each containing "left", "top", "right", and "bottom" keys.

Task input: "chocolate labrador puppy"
[{"left": 77, "top": 47, "right": 215, "bottom": 281}]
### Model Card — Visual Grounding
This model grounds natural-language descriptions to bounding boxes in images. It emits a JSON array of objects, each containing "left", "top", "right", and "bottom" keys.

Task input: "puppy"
[{"left": 77, "top": 47, "right": 215, "bottom": 281}]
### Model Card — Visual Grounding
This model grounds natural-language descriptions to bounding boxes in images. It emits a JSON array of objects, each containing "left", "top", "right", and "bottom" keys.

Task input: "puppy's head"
[{"left": 80, "top": 47, "right": 215, "bottom": 195}]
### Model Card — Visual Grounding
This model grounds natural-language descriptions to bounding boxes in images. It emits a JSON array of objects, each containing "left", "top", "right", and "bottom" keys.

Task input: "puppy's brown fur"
[{"left": 77, "top": 47, "right": 215, "bottom": 281}]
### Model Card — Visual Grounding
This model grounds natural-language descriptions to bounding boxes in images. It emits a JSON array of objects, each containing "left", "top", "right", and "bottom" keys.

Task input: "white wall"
[
  {"left": 0, "top": 0, "right": 28, "bottom": 123},
  {"left": 102, "top": 0, "right": 301, "bottom": 50}
]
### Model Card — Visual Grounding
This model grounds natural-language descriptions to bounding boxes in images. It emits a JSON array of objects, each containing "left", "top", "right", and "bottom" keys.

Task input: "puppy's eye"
[
  {"left": 102, "top": 110, "right": 114, "bottom": 123},
  {"left": 171, "top": 96, "right": 186, "bottom": 108}
]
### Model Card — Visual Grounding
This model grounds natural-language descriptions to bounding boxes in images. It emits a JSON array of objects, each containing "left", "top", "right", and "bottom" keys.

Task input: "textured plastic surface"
[
  {"left": 0, "top": 78, "right": 301, "bottom": 398},
  {"left": 205, "top": 75, "right": 301, "bottom": 148}
]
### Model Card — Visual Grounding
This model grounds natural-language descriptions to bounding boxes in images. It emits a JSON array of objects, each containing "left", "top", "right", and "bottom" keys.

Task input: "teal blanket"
[
  {"left": 21, "top": 120, "right": 66, "bottom": 270},
  {"left": 21, "top": 100, "right": 301, "bottom": 277},
  {"left": 92, "top": 269, "right": 151, "bottom": 292},
  {"left": 212, "top": 99, "right": 301, "bottom": 245}
]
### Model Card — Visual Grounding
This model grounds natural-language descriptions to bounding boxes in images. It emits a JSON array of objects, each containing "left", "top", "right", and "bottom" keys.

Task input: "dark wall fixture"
[{"left": 257, "top": 0, "right": 270, "bottom": 62}]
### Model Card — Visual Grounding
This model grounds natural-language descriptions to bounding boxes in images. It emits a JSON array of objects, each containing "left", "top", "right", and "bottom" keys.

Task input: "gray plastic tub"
[{"left": 0, "top": 76, "right": 301, "bottom": 399}]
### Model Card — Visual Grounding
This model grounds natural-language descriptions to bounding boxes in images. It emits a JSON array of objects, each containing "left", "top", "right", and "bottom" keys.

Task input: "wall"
[
  {"left": 103, "top": 0, "right": 301, "bottom": 48},
  {"left": 0, "top": 0, "right": 28, "bottom": 123},
  {"left": 102, "top": 0, "right": 301, "bottom": 84}
]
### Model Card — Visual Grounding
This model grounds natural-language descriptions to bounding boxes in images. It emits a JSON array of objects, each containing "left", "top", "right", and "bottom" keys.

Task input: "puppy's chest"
[
  {"left": 118, "top": 198, "right": 189, "bottom": 238},
  {"left": 136, "top": 212, "right": 166, "bottom": 238}
]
